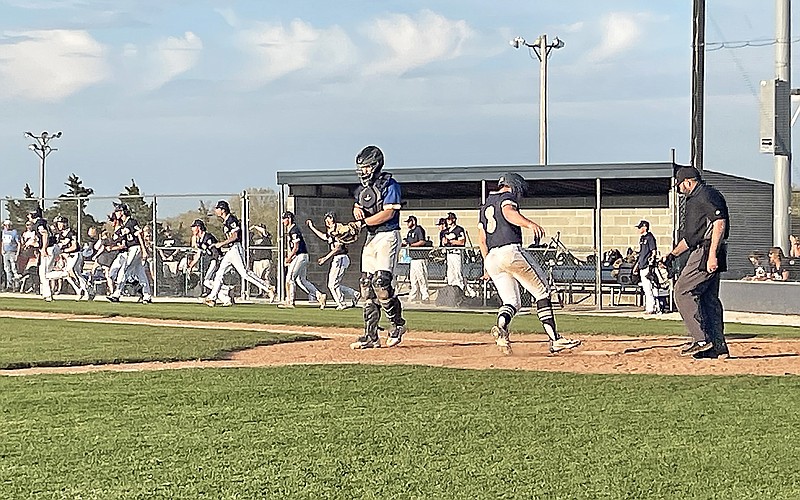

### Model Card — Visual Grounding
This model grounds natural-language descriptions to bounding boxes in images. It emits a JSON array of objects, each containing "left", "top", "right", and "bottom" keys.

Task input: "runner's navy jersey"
[
  {"left": 197, "top": 232, "right": 223, "bottom": 260},
  {"left": 57, "top": 228, "right": 78, "bottom": 254},
  {"left": 32, "top": 218, "right": 56, "bottom": 248},
  {"left": 119, "top": 217, "right": 142, "bottom": 249},
  {"left": 286, "top": 224, "right": 308, "bottom": 255},
  {"left": 479, "top": 191, "right": 522, "bottom": 250},
  {"left": 222, "top": 214, "right": 243, "bottom": 245}
]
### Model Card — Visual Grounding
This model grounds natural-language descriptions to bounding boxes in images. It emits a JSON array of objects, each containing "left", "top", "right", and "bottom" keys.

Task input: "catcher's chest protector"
[{"left": 357, "top": 174, "right": 391, "bottom": 217}]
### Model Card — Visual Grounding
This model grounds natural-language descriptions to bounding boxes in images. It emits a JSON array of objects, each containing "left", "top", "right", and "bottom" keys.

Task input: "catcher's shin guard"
[
  {"left": 373, "top": 270, "right": 405, "bottom": 326},
  {"left": 536, "top": 298, "right": 558, "bottom": 341},
  {"left": 363, "top": 299, "right": 381, "bottom": 336},
  {"left": 360, "top": 273, "right": 376, "bottom": 301}
]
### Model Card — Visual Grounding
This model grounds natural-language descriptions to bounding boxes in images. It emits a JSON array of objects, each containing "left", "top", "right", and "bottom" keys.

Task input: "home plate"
[{"left": 579, "top": 350, "right": 618, "bottom": 356}]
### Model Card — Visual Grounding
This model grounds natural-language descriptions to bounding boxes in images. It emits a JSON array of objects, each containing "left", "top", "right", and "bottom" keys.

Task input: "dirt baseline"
[{"left": 1, "top": 311, "right": 799, "bottom": 377}]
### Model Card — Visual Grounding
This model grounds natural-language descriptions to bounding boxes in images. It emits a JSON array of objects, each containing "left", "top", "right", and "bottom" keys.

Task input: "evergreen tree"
[
  {"left": 119, "top": 179, "right": 153, "bottom": 226},
  {"left": 5, "top": 184, "right": 39, "bottom": 227},
  {"left": 46, "top": 174, "right": 99, "bottom": 234}
]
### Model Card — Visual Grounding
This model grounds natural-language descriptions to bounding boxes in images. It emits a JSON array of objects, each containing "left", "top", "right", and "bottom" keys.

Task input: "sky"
[{"left": 0, "top": 0, "right": 797, "bottom": 203}]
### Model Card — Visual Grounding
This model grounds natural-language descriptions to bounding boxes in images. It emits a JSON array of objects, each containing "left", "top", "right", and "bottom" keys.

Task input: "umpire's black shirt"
[{"left": 683, "top": 182, "right": 729, "bottom": 248}]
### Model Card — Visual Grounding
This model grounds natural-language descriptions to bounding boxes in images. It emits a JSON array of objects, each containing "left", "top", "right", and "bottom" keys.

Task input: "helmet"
[
  {"left": 498, "top": 172, "right": 528, "bottom": 198},
  {"left": 53, "top": 215, "right": 69, "bottom": 226},
  {"left": 114, "top": 202, "right": 131, "bottom": 216},
  {"left": 28, "top": 207, "right": 43, "bottom": 219},
  {"left": 190, "top": 219, "right": 206, "bottom": 231},
  {"left": 355, "top": 145, "right": 384, "bottom": 187}
]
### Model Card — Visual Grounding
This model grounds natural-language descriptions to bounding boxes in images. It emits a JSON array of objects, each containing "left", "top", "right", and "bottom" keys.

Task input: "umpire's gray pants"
[{"left": 674, "top": 246, "right": 726, "bottom": 349}]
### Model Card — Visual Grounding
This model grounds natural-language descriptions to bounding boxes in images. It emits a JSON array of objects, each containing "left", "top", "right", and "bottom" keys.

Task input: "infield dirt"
[{"left": 1, "top": 311, "right": 799, "bottom": 377}]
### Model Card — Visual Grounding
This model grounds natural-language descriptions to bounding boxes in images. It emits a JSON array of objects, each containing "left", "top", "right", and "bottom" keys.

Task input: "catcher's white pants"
[
  {"left": 209, "top": 242, "right": 270, "bottom": 301},
  {"left": 639, "top": 269, "right": 658, "bottom": 313},
  {"left": 112, "top": 246, "right": 151, "bottom": 298},
  {"left": 361, "top": 230, "right": 401, "bottom": 274},
  {"left": 484, "top": 244, "right": 550, "bottom": 310},
  {"left": 328, "top": 254, "right": 357, "bottom": 307},
  {"left": 409, "top": 259, "right": 429, "bottom": 301},
  {"left": 285, "top": 253, "right": 321, "bottom": 303},
  {"left": 38, "top": 245, "right": 60, "bottom": 299},
  {"left": 446, "top": 250, "right": 465, "bottom": 290}
]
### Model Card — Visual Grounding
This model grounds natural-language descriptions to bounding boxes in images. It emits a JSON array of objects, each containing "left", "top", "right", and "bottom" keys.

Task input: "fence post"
[{"left": 152, "top": 195, "right": 158, "bottom": 298}]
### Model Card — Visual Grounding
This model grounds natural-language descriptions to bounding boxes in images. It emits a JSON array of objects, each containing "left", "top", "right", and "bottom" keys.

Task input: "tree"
[
  {"left": 5, "top": 184, "right": 39, "bottom": 227},
  {"left": 45, "top": 174, "right": 99, "bottom": 234},
  {"left": 119, "top": 179, "right": 153, "bottom": 227}
]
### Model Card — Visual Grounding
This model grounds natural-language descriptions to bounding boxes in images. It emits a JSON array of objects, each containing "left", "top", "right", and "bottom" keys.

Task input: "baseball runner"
[
  {"left": 349, "top": 145, "right": 407, "bottom": 349},
  {"left": 306, "top": 212, "right": 360, "bottom": 310},
  {"left": 186, "top": 219, "right": 235, "bottom": 306},
  {"left": 27, "top": 207, "right": 58, "bottom": 302},
  {"left": 278, "top": 211, "right": 325, "bottom": 309},
  {"left": 204, "top": 200, "right": 273, "bottom": 307},
  {"left": 107, "top": 203, "right": 152, "bottom": 303},
  {"left": 48, "top": 215, "right": 89, "bottom": 300},
  {"left": 478, "top": 173, "right": 581, "bottom": 355}
]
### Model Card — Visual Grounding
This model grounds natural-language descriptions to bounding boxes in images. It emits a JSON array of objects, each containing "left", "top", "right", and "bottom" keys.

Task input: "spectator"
[
  {"left": 633, "top": 220, "right": 659, "bottom": 314},
  {"left": 2, "top": 220, "right": 21, "bottom": 291},
  {"left": 741, "top": 251, "right": 768, "bottom": 281},
  {"left": 790, "top": 235, "right": 800, "bottom": 258},
  {"left": 402, "top": 215, "right": 430, "bottom": 304},
  {"left": 766, "top": 247, "right": 790, "bottom": 281}
]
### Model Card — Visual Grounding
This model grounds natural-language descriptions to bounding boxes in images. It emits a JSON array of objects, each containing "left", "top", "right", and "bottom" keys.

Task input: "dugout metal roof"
[{"left": 276, "top": 161, "right": 678, "bottom": 199}]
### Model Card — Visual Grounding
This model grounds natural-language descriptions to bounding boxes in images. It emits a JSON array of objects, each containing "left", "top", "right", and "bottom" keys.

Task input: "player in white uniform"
[
  {"left": 48, "top": 215, "right": 89, "bottom": 300},
  {"left": 279, "top": 211, "right": 325, "bottom": 309},
  {"left": 478, "top": 173, "right": 581, "bottom": 355},
  {"left": 306, "top": 212, "right": 360, "bottom": 310},
  {"left": 186, "top": 219, "right": 235, "bottom": 306},
  {"left": 106, "top": 203, "right": 152, "bottom": 303},
  {"left": 28, "top": 208, "right": 58, "bottom": 302},
  {"left": 204, "top": 200, "right": 273, "bottom": 307}
]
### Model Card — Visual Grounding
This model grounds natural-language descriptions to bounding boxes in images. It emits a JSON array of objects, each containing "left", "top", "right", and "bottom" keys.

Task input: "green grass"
[
  {"left": 0, "top": 365, "right": 798, "bottom": 499},
  {"left": 1, "top": 296, "right": 799, "bottom": 338},
  {"left": 0, "top": 317, "right": 315, "bottom": 369}
]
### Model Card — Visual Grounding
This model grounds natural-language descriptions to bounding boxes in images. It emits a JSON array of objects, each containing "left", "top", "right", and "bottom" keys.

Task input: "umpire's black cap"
[
  {"left": 674, "top": 166, "right": 702, "bottom": 184},
  {"left": 215, "top": 200, "right": 230, "bottom": 212}
]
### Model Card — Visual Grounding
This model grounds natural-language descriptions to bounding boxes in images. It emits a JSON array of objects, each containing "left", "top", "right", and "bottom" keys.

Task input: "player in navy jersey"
[
  {"left": 48, "top": 215, "right": 89, "bottom": 300},
  {"left": 279, "top": 211, "right": 325, "bottom": 308},
  {"left": 349, "top": 145, "right": 407, "bottom": 349},
  {"left": 106, "top": 203, "right": 152, "bottom": 303},
  {"left": 203, "top": 200, "right": 273, "bottom": 306},
  {"left": 478, "top": 173, "right": 581, "bottom": 355},
  {"left": 27, "top": 207, "right": 58, "bottom": 302},
  {"left": 186, "top": 219, "right": 236, "bottom": 305}
]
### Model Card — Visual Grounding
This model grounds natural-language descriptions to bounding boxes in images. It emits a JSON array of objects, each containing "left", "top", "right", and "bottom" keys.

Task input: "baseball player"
[
  {"left": 186, "top": 219, "right": 235, "bottom": 305},
  {"left": 107, "top": 203, "right": 152, "bottom": 303},
  {"left": 478, "top": 173, "right": 581, "bottom": 355},
  {"left": 204, "top": 200, "right": 273, "bottom": 307},
  {"left": 48, "top": 215, "right": 89, "bottom": 300},
  {"left": 27, "top": 207, "right": 58, "bottom": 302},
  {"left": 349, "top": 145, "right": 407, "bottom": 349},
  {"left": 441, "top": 212, "right": 467, "bottom": 291},
  {"left": 279, "top": 211, "right": 326, "bottom": 309},
  {"left": 306, "top": 212, "right": 360, "bottom": 310},
  {"left": 402, "top": 215, "right": 430, "bottom": 303}
]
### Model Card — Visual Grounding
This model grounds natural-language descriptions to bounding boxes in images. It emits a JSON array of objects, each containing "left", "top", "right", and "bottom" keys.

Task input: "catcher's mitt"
[{"left": 331, "top": 221, "right": 363, "bottom": 245}]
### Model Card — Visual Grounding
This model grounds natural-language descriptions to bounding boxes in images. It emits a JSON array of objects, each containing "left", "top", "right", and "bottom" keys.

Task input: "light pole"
[
  {"left": 510, "top": 34, "right": 565, "bottom": 165},
  {"left": 25, "top": 130, "right": 62, "bottom": 210}
]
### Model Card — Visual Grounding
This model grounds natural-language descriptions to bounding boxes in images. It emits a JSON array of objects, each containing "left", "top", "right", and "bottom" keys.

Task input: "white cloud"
[
  {"left": 0, "top": 29, "right": 109, "bottom": 101},
  {"left": 363, "top": 9, "right": 472, "bottom": 76},
  {"left": 589, "top": 12, "right": 643, "bottom": 61},
  {"left": 237, "top": 19, "right": 357, "bottom": 86},
  {"left": 145, "top": 31, "right": 203, "bottom": 90}
]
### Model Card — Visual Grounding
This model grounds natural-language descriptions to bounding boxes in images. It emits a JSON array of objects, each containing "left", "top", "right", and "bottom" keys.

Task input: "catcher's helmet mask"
[{"left": 355, "top": 145, "right": 385, "bottom": 187}]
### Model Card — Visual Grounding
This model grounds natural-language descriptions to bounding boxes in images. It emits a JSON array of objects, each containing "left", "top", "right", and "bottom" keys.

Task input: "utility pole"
[
  {"left": 25, "top": 130, "right": 62, "bottom": 210},
  {"left": 774, "top": 0, "right": 792, "bottom": 252},
  {"left": 510, "top": 34, "right": 565, "bottom": 166},
  {"left": 690, "top": 0, "right": 706, "bottom": 172}
]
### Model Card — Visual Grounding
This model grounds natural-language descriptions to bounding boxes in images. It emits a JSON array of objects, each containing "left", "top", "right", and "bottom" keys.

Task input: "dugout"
[{"left": 276, "top": 162, "right": 774, "bottom": 309}]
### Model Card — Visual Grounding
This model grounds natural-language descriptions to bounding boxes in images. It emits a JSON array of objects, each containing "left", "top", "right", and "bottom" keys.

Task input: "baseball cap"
[
  {"left": 214, "top": 200, "right": 230, "bottom": 211},
  {"left": 190, "top": 219, "right": 204, "bottom": 228},
  {"left": 674, "top": 166, "right": 702, "bottom": 184},
  {"left": 437, "top": 218, "right": 446, "bottom": 225},
  {"left": 2, "top": 219, "right": 10, "bottom": 226},
  {"left": 404, "top": 215, "right": 417, "bottom": 223},
  {"left": 446, "top": 212, "right": 457, "bottom": 220},
  {"left": 636, "top": 220, "right": 650, "bottom": 229},
  {"left": 281, "top": 211, "right": 294, "bottom": 220}
]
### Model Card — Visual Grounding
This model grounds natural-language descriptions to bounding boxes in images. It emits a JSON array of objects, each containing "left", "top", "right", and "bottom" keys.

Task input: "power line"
[{"left": 704, "top": 36, "right": 800, "bottom": 52}]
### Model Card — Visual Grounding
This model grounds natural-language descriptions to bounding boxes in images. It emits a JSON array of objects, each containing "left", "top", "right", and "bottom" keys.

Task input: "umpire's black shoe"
[{"left": 681, "top": 341, "right": 713, "bottom": 357}]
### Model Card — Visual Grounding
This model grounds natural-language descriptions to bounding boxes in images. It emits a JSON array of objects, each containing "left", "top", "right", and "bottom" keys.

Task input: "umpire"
[{"left": 662, "top": 166, "right": 729, "bottom": 359}]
